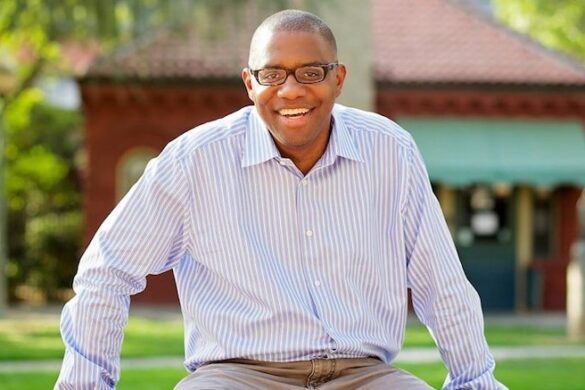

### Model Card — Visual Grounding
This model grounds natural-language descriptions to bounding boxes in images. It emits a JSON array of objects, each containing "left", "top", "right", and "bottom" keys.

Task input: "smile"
[{"left": 278, "top": 108, "right": 311, "bottom": 117}]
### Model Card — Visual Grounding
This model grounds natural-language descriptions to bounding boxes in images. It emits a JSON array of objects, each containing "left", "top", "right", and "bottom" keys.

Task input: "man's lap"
[{"left": 174, "top": 358, "right": 434, "bottom": 389}]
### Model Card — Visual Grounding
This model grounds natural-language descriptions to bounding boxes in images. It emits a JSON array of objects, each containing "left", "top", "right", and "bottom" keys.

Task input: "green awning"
[{"left": 397, "top": 118, "right": 585, "bottom": 187}]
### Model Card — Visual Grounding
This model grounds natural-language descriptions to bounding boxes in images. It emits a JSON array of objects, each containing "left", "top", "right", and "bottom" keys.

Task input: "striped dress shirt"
[{"left": 56, "top": 104, "right": 504, "bottom": 389}]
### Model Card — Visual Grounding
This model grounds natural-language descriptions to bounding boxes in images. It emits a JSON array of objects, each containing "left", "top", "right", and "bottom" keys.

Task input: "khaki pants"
[{"left": 174, "top": 357, "right": 434, "bottom": 389}]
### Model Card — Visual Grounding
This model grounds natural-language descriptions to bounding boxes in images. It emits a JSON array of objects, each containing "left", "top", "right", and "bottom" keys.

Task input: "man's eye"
[
  {"left": 300, "top": 68, "right": 322, "bottom": 79},
  {"left": 261, "top": 71, "right": 281, "bottom": 79}
]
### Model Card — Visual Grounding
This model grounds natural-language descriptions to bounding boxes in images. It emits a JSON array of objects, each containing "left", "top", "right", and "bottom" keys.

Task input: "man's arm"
[
  {"left": 402, "top": 135, "right": 506, "bottom": 390},
  {"left": 55, "top": 141, "right": 189, "bottom": 389}
]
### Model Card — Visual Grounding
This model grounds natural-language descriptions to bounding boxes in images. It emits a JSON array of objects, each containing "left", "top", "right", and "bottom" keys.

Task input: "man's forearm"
[{"left": 55, "top": 286, "right": 131, "bottom": 389}]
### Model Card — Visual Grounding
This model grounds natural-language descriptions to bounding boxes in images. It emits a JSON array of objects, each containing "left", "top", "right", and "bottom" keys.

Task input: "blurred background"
[{"left": 1, "top": 0, "right": 585, "bottom": 388}]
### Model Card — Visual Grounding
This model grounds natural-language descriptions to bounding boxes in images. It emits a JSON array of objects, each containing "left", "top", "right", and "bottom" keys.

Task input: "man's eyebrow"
[{"left": 259, "top": 61, "right": 331, "bottom": 69}]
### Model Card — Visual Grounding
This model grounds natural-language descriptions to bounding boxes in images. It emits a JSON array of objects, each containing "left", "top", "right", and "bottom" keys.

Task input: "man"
[{"left": 57, "top": 9, "right": 505, "bottom": 390}]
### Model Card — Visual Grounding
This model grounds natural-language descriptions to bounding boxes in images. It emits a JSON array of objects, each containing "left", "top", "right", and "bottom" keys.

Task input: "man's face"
[{"left": 242, "top": 30, "right": 346, "bottom": 158}]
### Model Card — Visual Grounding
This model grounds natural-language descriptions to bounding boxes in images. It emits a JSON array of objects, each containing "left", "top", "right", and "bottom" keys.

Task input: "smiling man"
[
  {"left": 242, "top": 22, "right": 345, "bottom": 175},
  {"left": 56, "top": 9, "right": 505, "bottom": 390}
]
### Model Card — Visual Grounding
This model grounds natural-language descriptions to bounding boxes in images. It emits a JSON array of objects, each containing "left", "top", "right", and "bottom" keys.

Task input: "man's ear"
[
  {"left": 334, "top": 63, "right": 347, "bottom": 98},
  {"left": 241, "top": 68, "right": 255, "bottom": 102}
]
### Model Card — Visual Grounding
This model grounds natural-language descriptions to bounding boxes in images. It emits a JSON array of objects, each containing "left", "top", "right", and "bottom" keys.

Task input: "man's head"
[
  {"left": 242, "top": 10, "right": 346, "bottom": 165},
  {"left": 247, "top": 10, "right": 337, "bottom": 69}
]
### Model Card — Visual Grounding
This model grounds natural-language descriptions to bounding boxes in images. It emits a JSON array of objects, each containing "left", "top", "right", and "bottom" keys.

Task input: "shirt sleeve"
[
  {"left": 55, "top": 140, "right": 189, "bottom": 389},
  {"left": 402, "top": 135, "right": 507, "bottom": 390}
]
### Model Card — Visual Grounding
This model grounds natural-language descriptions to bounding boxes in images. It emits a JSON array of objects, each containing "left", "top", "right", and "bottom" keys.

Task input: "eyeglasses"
[{"left": 249, "top": 63, "right": 338, "bottom": 86}]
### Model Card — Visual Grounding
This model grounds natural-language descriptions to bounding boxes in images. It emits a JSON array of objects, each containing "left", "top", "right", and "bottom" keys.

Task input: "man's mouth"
[{"left": 278, "top": 108, "right": 311, "bottom": 118}]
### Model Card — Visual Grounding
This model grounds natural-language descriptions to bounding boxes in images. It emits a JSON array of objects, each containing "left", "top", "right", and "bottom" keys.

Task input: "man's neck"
[
  {"left": 277, "top": 139, "right": 329, "bottom": 175},
  {"left": 276, "top": 121, "right": 332, "bottom": 175}
]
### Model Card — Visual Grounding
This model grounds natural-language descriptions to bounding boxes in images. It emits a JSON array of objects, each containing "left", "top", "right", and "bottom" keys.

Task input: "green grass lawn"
[
  {"left": 2, "top": 314, "right": 585, "bottom": 389},
  {"left": 1, "top": 314, "right": 581, "bottom": 361},
  {"left": 0, "top": 368, "right": 186, "bottom": 390},
  {"left": 2, "top": 358, "right": 585, "bottom": 389},
  {"left": 397, "top": 357, "right": 585, "bottom": 389},
  {"left": 405, "top": 323, "right": 580, "bottom": 347},
  {"left": 0, "top": 316, "right": 185, "bottom": 361}
]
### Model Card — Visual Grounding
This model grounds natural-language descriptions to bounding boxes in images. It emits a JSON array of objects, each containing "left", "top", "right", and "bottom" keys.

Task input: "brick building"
[{"left": 79, "top": 0, "right": 585, "bottom": 310}]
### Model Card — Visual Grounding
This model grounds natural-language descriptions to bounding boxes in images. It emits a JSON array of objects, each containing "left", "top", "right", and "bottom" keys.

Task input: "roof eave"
[
  {"left": 376, "top": 80, "right": 585, "bottom": 92},
  {"left": 78, "top": 75, "right": 244, "bottom": 86}
]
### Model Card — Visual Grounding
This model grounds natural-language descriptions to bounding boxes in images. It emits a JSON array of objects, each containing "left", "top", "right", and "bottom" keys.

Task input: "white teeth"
[{"left": 279, "top": 108, "right": 310, "bottom": 116}]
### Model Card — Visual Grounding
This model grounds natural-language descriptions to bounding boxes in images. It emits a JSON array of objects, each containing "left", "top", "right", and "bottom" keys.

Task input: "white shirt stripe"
[{"left": 56, "top": 104, "right": 505, "bottom": 389}]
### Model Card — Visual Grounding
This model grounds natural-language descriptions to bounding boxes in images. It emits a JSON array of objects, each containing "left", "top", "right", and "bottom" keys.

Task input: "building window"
[
  {"left": 116, "top": 148, "right": 157, "bottom": 201},
  {"left": 456, "top": 185, "right": 512, "bottom": 246}
]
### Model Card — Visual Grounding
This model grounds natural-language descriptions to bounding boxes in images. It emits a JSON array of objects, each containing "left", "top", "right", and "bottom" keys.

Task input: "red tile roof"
[
  {"left": 374, "top": 0, "right": 585, "bottom": 85},
  {"left": 87, "top": 23, "right": 254, "bottom": 80},
  {"left": 87, "top": 0, "right": 585, "bottom": 86}
]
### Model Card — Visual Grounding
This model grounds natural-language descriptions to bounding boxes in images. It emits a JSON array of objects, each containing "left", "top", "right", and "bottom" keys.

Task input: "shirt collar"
[
  {"left": 241, "top": 107, "right": 281, "bottom": 168},
  {"left": 330, "top": 104, "right": 364, "bottom": 163},
  {"left": 241, "top": 104, "right": 364, "bottom": 168}
]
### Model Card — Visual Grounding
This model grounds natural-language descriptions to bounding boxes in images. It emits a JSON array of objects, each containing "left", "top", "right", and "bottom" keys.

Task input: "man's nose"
[{"left": 277, "top": 74, "right": 306, "bottom": 99}]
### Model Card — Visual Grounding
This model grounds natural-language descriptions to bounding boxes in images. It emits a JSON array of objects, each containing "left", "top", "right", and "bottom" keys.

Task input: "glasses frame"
[{"left": 249, "top": 63, "right": 339, "bottom": 86}]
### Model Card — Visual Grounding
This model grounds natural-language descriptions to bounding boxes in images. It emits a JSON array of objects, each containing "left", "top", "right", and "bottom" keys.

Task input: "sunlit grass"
[
  {"left": 1, "top": 312, "right": 584, "bottom": 389},
  {"left": 0, "top": 320, "right": 65, "bottom": 360},
  {"left": 485, "top": 325, "right": 575, "bottom": 345},
  {"left": 121, "top": 318, "right": 184, "bottom": 357},
  {"left": 0, "top": 368, "right": 187, "bottom": 390},
  {"left": 0, "top": 314, "right": 582, "bottom": 361},
  {"left": 2, "top": 358, "right": 585, "bottom": 389},
  {"left": 403, "top": 323, "right": 582, "bottom": 348},
  {"left": 397, "top": 357, "right": 585, "bottom": 390},
  {"left": 0, "top": 316, "right": 184, "bottom": 361}
]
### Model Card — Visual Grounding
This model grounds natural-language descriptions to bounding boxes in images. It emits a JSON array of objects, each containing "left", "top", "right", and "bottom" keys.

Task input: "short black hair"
[{"left": 248, "top": 9, "right": 337, "bottom": 68}]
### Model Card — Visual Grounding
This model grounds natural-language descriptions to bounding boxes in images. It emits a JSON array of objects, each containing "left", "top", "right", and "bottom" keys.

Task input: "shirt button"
[
  {"left": 302, "top": 181, "right": 309, "bottom": 186},
  {"left": 279, "top": 160, "right": 286, "bottom": 166},
  {"left": 314, "top": 280, "right": 321, "bottom": 287},
  {"left": 306, "top": 230, "right": 313, "bottom": 237}
]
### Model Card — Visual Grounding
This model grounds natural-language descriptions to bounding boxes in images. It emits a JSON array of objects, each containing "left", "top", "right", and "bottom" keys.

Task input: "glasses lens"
[
  {"left": 257, "top": 69, "right": 286, "bottom": 85},
  {"left": 295, "top": 66, "right": 325, "bottom": 83}
]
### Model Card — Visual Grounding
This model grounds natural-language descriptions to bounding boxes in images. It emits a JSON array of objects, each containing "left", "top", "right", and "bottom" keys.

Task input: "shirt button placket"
[{"left": 298, "top": 177, "right": 320, "bottom": 298}]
